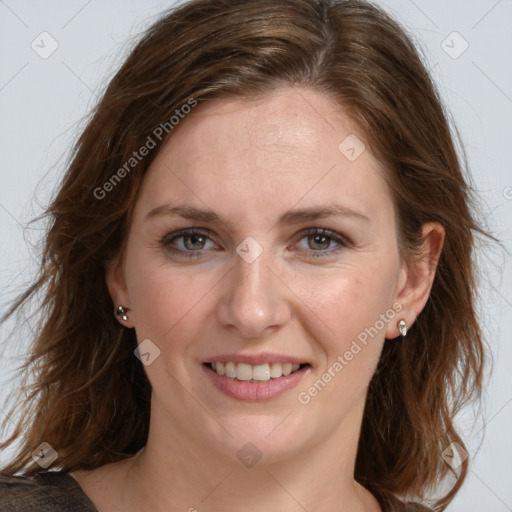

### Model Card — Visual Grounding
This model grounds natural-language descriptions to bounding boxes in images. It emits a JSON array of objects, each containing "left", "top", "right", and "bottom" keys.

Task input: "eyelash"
[{"left": 159, "top": 227, "right": 349, "bottom": 260}]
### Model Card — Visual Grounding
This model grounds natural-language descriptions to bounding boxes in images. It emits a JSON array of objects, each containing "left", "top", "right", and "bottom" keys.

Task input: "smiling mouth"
[{"left": 204, "top": 362, "right": 309, "bottom": 382}]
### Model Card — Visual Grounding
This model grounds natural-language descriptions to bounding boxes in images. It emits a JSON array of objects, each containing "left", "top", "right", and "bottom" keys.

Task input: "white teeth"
[
  {"left": 225, "top": 362, "right": 236, "bottom": 378},
  {"left": 252, "top": 364, "right": 271, "bottom": 381},
  {"left": 236, "top": 363, "right": 253, "bottom": 381},
  {"left": 269, "top": 362, "right": 283, "bottom": 378},
  {"left": 210, "top": 361, "right": 303, "bottom": 381},
  {"left": 216, "top": 362, "right": 225, "bottom": 376}
]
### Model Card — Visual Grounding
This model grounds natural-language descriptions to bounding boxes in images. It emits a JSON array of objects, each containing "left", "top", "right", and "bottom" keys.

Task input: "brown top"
[
  {"left": 0, "top": 471, "right": 432, "bottom": 511},
  {"left": 0, "top": 472, "right": 97, "bottom": 511}
]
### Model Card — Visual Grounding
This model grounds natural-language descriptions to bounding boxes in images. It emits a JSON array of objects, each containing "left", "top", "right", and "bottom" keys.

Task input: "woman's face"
[{"left": 109, "top": 87, "right": 411, "bottom": 466}]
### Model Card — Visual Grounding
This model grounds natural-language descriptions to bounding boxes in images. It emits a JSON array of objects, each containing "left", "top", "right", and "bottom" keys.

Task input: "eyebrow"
[{"left": 145, "top": 203, "right": 370, "bottom": 229}]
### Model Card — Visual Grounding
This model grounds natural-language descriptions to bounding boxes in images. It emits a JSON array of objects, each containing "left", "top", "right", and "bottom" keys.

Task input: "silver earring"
[
  {"left": 116, "top": 305, "right": 129, "bottom": 322},
  {"left": 397, "top": 319, "right": 407, "bottom": 337}
]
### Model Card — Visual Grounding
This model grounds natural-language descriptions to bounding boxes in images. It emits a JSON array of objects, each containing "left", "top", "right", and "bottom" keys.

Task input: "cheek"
[
  {"left": 296, "top": 257, "right": 398, "bottom": 366},
  {"left": 294, "top": 272, "right": 395, "bottom": 413},
  {"left": 125, "top": 248, "right": 220, "bottom": 347}
]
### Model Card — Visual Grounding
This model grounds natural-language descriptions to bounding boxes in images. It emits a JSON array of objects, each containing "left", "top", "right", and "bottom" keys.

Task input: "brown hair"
[{"left": 0, "top": 0, "right": 488, "bottom": 509}]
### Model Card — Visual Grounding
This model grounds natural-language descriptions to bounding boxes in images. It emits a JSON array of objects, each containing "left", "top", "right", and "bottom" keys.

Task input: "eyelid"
[
  {"left": 293, "top": 227, "right": 350, "bottom": 258},
  {"left": 160, "top": 227, "right": 216, "bottom": 247},
  {"left": 159, "top": 226, "right": 350, "bottom": 258},
  {"left": 160, "top": 228, "right": 219, "bottom": 258},
  {"left": 299, "top": 227, "right": 351, "bottom": 246}
]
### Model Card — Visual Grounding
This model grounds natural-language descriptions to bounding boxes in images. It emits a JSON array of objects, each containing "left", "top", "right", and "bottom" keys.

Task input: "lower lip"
[{"left": 203, "top": 364, "right": 310, "bottom": 402}]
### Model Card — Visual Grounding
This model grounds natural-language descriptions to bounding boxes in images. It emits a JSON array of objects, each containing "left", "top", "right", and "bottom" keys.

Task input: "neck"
[{"left": 117, "top": 400, "right": 381, "bottom": 512}]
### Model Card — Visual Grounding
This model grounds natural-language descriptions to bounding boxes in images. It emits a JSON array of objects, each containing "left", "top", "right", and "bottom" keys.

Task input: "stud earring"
[
  {"left": 116, "top": 305, "right": 129, "bottom": 322},
  {"left": 397, "top": 319, "right": 407, "bottom": 338}
]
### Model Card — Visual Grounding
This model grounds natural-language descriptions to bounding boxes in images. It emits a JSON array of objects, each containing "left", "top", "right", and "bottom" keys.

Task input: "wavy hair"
[{"left": 0, "top": 0, "right": 488, "bottom": 509}]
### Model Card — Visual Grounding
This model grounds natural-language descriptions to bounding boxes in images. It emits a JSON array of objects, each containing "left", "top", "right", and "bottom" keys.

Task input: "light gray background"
[{"left": 0, "top": 1, "right": 511, "bottom": 509}]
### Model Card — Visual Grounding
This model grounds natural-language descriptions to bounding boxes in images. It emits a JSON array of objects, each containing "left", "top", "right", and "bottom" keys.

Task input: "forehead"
[
  {"left": 172, "top": 87, "right": 359, "bottom": 157},
  {"left": 136, "top": 87, "right": 394, "bottom": 228}
]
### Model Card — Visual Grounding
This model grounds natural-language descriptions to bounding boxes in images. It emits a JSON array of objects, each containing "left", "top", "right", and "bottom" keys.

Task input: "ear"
[
  {"left": 386, "top": 222, "right": 445, "bottom": 339},
  {"left": 106, "top": 255, "right": 135, "bottom": 328}
]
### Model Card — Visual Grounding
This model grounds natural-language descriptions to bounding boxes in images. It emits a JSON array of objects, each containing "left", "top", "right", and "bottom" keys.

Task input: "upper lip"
[{"left": 205, "top": 352, "right": 310, "bottom": 365}]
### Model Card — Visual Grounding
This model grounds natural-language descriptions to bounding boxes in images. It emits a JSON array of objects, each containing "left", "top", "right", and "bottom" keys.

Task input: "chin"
[{"left": 200, "top": 414, "right": 315, "bottom": 468}]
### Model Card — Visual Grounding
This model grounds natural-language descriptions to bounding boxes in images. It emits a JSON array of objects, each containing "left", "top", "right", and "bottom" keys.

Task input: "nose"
[{"left": 215, "top": 245, "right": 291, "bottom": 339}]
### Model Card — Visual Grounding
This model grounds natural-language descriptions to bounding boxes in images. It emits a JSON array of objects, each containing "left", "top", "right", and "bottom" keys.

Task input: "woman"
[{"left": 0, "top": 0, "right": 487, "bottom": 510}]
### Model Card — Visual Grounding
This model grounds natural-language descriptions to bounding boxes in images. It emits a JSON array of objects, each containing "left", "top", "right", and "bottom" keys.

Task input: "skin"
[{"left": 71, "top": 86, "right": 444, "bottom": 512}]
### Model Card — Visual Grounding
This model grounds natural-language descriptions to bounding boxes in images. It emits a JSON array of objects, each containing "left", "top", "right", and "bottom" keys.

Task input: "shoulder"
[{"left": 0, "top": 471, "right": 97, "bottom": 512}]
